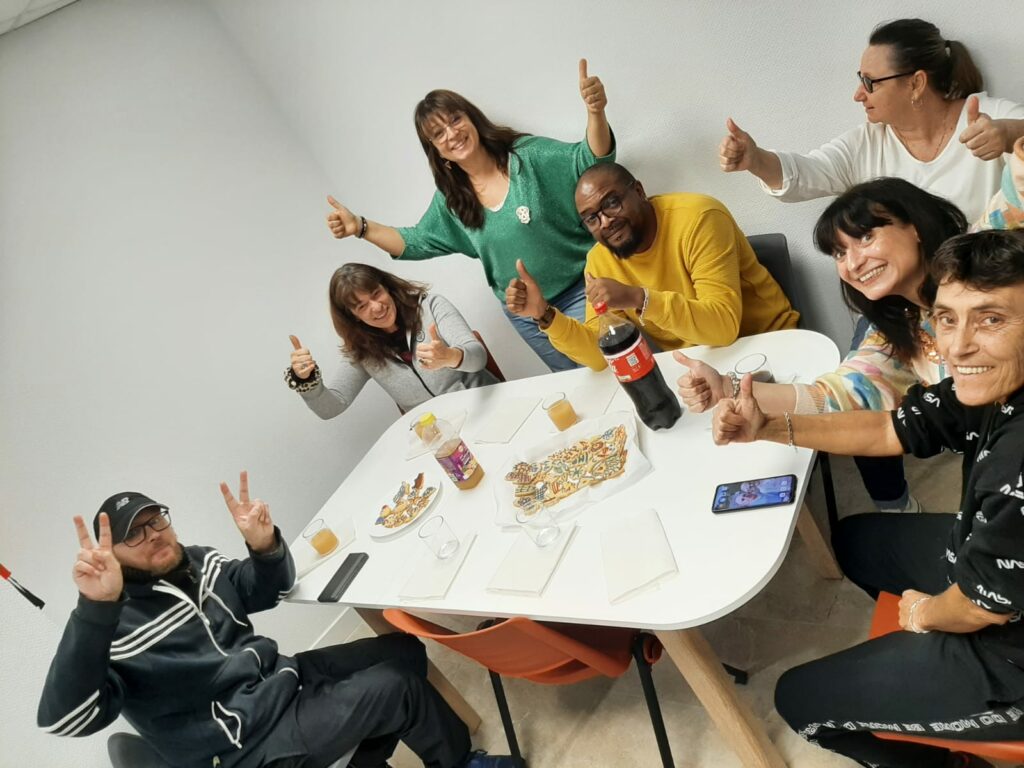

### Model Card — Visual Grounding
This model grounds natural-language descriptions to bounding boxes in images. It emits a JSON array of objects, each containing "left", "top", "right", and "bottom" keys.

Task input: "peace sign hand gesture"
[
  {"left": 220, "top": 471, "right": 277, "bottom": 554},
  {"left": 72, "top": 513, "right": 123, "bottom": 602}
]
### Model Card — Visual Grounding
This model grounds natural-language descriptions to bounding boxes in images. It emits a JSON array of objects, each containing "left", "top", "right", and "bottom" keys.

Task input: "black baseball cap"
[{"left": 95, "top": 492, "right": 169, "bottom": 544}]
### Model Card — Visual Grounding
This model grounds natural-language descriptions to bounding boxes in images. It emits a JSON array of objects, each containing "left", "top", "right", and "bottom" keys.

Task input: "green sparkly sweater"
[{"left": 395, "top": 134, "right": 615, "bottom": 301}]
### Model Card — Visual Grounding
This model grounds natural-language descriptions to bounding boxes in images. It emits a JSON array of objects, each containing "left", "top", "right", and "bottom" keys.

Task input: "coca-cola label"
[{"left": 602, "top": 334, "right": 655, "bottom": 382}]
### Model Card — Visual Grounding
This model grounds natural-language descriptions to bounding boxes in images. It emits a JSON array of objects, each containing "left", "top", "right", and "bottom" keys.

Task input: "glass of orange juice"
[
  {"left": 542, "top": 392, "right": 578, "bottom": 431},
  {"left": 302, "top": 519, "right": 339, "bottom": 556}
]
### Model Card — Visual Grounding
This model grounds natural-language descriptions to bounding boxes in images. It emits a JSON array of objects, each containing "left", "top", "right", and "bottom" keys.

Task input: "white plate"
[{"left": 369, "top": 470, "right": 443, "bottom": 539}]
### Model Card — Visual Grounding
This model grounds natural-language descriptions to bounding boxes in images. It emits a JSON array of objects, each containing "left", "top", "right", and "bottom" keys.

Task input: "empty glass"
[
  {"left": 417, "top": 515, "right": 460, "bottom": 559},
  {"left": 732, "top": 353, "right": 775, "bottom": 383},
  {"left": 515, "top": 507, "right": 561, "bottom": 547}
]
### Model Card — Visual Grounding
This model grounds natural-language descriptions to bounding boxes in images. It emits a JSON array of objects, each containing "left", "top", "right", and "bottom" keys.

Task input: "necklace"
[{"left": 892, "top": 103, "right": 957, "bottom": 162}]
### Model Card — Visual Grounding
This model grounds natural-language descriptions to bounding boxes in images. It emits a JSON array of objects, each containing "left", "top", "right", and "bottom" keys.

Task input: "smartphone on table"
[{"left": 712, "top": 474, "right": 797, "bottom": 514}]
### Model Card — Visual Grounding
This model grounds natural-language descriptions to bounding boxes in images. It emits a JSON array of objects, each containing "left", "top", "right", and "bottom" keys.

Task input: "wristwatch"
[{"left": 535, "top": 305, "right": 556, "bottom": 328}]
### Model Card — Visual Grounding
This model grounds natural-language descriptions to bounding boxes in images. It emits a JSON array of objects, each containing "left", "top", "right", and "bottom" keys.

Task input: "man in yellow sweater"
[{"left": 505, "top": 162, "right": 799, "bottom": 369}]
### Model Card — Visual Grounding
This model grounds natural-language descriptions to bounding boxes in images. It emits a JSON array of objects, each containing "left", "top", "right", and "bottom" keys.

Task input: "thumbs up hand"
[
  {"left": 415, "top": 323, "right": 463, "bottom": 370},
  {"left": 289, "top": 335, "right": 318, "bottom": 380},
  {"left": 326, "top": 195, "right": 360, "bottom": 238},
  {"left": 673, "top": 351, "right": 727, "bottom": 412},
  {"left": 959, "top": 95, "right": 1008, "bottom": 161},
  {"left": 712, "top": 374, "right": 766, "bottom": 445},
  {"left": 719, "top": 118, "right": 759, "bottom": 172},
  {"left": 578, "top": 58, "right": 607, "bottom": 115},
  {"left": 505, "top": 259, "right": 549, "bottom": 321}
]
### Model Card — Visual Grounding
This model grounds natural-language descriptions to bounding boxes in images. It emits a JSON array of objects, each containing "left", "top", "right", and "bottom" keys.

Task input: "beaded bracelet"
[
  {"left": 907, "top": 596, "right": 931, "bottom": 634},
  {"left": 357, "top": 215, "right": 368, "bottom": 239},
  {"left": 783, "top": 411, "right": 795, "bottom": 449},
  {"left": 638, "top": 288, "right": 651, "bottom": 326},
  {"left": 284, "top": 364, "right": 321, "bottom": 393}
]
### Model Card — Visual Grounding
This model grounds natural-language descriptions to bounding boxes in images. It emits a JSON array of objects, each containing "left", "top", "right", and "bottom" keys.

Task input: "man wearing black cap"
[{"left": 37, "top": 471, "right": 513, "bottom": 768}]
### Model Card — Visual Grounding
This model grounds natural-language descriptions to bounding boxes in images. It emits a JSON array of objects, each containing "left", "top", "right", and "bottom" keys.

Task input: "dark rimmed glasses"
[
  {"left": 857, "top": 71, "right": 914, "bottom": 94},
  {"left": 123, "top": 509, "right": 172, "bottom": 547},
  {"left": 580, "top": 184, "right": 637, "bottom": 231}
]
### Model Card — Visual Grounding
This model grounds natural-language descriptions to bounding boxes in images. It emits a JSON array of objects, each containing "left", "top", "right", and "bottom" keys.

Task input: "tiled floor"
[{"left": 366, "top": 451, "right": 1016, "bottom": 768}]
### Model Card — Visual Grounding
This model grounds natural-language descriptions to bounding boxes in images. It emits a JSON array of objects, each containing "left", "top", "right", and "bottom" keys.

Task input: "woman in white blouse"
[{"left": 720, "top": 18, "right": 1024, "bottom": 223}]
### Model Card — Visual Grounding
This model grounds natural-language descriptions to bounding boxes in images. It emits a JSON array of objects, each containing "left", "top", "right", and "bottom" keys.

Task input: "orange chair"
[
  {"left": 868, "top": 592, "right": 1024, "bottom": 762},
  {"left": 384, "top": 610, "right": 716, "bottom": 768}
]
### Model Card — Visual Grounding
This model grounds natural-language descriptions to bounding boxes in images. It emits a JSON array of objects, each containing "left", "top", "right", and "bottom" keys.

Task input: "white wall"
[
  {"left": 0, "top": 2, "right": 396, "bottom": 759},
  {"left": 210, "top": 0, "right": 1024, "bottom": 348}
]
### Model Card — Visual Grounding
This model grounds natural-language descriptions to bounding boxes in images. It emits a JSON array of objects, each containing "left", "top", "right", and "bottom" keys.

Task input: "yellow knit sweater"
[{"left": 544, "top": 193, "right": 799, "bottom": 370}]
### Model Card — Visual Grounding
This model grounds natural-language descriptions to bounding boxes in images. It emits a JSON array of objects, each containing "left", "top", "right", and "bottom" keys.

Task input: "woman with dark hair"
[
  {"left": 676, "top": 178, "right": 967, "bottom": 512},
  {"left": 285, "top": 264, "right": 498, "bottom": 417},
  {"left": 323, "top": 60, "right": 615, "bottom": 372},
  {"left": 720, "top": 18, "right": 1024, "bottom": 222}
]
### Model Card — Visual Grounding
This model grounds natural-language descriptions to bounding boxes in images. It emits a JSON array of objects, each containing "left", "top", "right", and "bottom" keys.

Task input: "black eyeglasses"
[
  {"left": 580, "top": 186, "right": 634, "bottom": 231},
  {"left": 857, "top": 71, "right": 914, "bottom": 94},
  {"left": 123, "top": 509, "right": 172, "bottom": 547}
]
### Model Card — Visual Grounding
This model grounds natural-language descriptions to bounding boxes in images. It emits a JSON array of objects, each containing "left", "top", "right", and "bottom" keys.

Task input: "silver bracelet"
[
  {"left": 783, "top": 411, "right": 795, "bottom": 449},
  {"left": 638, "top": 288, "right": 651, "bottom": 326},
  {"left": 727, "top": 371, "right": 741, "bottom": 399},
  {"left": 907, "top": 596, "right": 931, "bottom": 634}
]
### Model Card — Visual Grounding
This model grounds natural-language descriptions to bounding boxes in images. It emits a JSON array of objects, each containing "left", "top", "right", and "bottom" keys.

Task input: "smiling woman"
[
  {"left": 284, "top": 263, "right": 498, "bottom": 420},
  {"left": 321, "top": 60, "right": 617, "bottom": 372},
  {"left": 720, "top": 18, "right": 1024, "bottom": 223}
]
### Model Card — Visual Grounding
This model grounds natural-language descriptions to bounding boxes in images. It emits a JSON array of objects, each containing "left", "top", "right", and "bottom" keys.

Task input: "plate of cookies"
[{"left": 369, "top": 471, "right": 443, "bottom": 539}]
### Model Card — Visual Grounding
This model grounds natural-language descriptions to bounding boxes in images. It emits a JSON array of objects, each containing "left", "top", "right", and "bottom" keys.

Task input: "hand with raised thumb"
[
  {"left": 578, "top": 58, "right": 607, "bottom": 114},
  {"left": 959, "top": 95, "right": 1006, "bottom": 161},
  {"left": 719, "top": 117, "right": 757, "bottom": 172},
  {"left": 505, "top": 259, "right": 548, "bottom": 320},
  {"left": 415, "top": 322, "right": 462, "bottom": 370},
  {"left": 326, "top": 195, "right": 360, "bottom": 239},
  {"left": 289, "top": 335, "right": 318, "bottom": 381},
  {"left": 673, "top": 351, "right": 727, "bottom": 412},
  {"left": 712, "top": 373, "right": 766, "bottom": 445}
]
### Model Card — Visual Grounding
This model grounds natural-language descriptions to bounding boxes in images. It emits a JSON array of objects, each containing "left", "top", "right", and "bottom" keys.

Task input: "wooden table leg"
[
  {"left": 796, "top": 502, "right": 843, "bottom": 580},
  {"left": 655, "top": 627, "right": 787, "bottom": 768},
  {"left": 355, "top": 607, "right": 482, "bottom": 734}
]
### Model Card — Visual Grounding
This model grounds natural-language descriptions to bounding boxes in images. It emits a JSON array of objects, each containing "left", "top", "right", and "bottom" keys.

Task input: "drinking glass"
[
  {"left": 542, "top": 392, "right": 578, "bottom": 431},
  {"left": 515, "top": 507, "right": 561, "bottom": 547},
  {"left": 417, "top": 515, "right": 460, "bottom": 559},
  {"left": 732, "top": 353, "right": 775, "bottom": 383},
  {"left": 302, "top": 519, "right": 339, "bottom": 556}
]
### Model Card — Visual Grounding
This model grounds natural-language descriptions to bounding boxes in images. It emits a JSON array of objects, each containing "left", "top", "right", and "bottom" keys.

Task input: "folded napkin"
[
  {"left": 398, "top": 533, "right": 476, "bottom": 601},
  {"left": 292, "top": 518, "right": 357, "bottom": 584},
  {"left": 568, "top": 376, "right": 619, "bottom": 421},
  {"left": 487, "top": 524, "right": 578, "bottom": 596},
  {"left": 600, "top": 509, "right": 678, "bottom": 604},
  {"left": 469, "top": 397, "right": 539, "bottom": 444}
]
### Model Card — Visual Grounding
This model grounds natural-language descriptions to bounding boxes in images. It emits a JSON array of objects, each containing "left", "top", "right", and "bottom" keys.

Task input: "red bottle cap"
[{"left": 593, "top": 301, "right": 608, "bottom": 314}]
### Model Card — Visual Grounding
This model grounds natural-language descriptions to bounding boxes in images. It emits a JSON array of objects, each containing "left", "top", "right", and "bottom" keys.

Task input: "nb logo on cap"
[{"left": 115, "top": 497, "right": 130, "bottom": 510}]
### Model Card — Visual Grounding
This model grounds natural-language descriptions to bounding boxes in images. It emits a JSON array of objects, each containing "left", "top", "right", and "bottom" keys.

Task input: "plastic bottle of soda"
[
  {"left": 595, "top": 303, "right": 682, "bottom": 430},
  {"left": 416, "top": 413, "right": 485, "bottom": 490}
]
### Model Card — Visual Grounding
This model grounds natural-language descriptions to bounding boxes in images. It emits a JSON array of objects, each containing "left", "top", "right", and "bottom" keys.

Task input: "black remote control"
[{"left": 317, "top": 552, "right": 369, "bottom": 602}]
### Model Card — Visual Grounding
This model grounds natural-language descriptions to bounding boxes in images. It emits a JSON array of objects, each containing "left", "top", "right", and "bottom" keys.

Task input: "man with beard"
[
  {"left": 505, "top": 162, "right": 798, "bottom": 369},
  {"left": 37, "top": 472, "right": 513, "bottom": 768}
]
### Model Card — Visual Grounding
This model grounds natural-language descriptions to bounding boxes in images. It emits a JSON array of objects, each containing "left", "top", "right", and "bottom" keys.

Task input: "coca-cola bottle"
[{"left": 595, "top": 303, "right": 682, "bottom": 430}]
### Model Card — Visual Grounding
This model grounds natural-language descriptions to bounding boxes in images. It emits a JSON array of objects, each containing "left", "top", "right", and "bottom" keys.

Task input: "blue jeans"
[{"left": 502, "top": 279, "right": 586, "bottom": 372}]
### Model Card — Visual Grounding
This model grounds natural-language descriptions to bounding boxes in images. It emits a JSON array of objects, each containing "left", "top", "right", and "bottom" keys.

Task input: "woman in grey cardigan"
[{"left": 286, "top": 263, "right": 498, "bottom": 416}]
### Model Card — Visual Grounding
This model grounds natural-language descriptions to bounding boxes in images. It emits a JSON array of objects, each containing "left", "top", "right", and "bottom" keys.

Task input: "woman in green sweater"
[{"left": 324, "top": 60, "right": 615, "bottom": 371}]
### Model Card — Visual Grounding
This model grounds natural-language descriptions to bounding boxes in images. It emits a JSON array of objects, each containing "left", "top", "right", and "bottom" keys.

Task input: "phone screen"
[{"left": 712, "top": 474, "right": 796, "bottom": 513}]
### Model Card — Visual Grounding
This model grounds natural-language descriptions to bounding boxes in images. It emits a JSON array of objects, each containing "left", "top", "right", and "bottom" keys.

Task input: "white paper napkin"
[
  {"left": 398, "top": 533, "right": 476, "bottom": 601},
  {"left": 568, "top": 376, "right": 619, "bottom": 421},
  {"left": 600, "top": 509, "right": 678, "bottom": 604},
  {"left": 292, "top": 518, "right": 357, "bottom": 584},
  {"left": 469, "top": 397, "right": 540, "bottom": 444},
  {"left": 487, "top": 524, "right": 578, "bottom": 596}
]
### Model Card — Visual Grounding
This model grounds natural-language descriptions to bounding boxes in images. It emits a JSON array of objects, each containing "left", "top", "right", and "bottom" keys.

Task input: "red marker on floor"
[{"left": 0, "top": 562, "right": 44, "bottom": 609}]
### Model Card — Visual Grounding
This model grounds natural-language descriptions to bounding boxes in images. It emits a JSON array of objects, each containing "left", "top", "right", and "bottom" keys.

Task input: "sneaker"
[
  {"left": 462, "top": 750, "right": 520, "bottom": 768},
  {"left": 878, "top": 493, "right": 924, "bottom": 514},
  {"left": 947, "top": 751, "right": 995, "bottom": 768}
]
